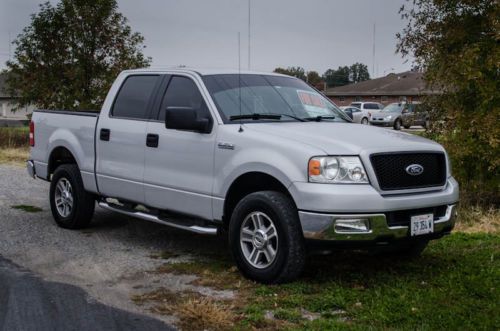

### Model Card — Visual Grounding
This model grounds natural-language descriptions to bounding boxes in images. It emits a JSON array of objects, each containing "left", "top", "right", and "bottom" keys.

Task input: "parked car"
[
  {"left": 370, "top": 102, "right": 421, "bottom": 130},
  {"left": 349, "top": 102, "right": 384, "bottom": 124},
  {"left": 340, "top": 106, "right": 368, "bottom": 124},
  {"left": 27, "top": 69, "right": 459, "bottom": 283},
  {"left": 401, "top": 103, "right": 430, "bottom": 129}
]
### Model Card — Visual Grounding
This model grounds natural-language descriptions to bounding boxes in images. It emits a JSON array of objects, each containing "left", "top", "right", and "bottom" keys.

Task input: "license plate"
[{"left": 410, "top": 214, "right": 434, "bottom": 236}]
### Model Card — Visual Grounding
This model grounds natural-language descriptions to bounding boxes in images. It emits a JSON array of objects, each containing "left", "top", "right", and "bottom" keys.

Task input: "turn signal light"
[{"left": 308, "top": 159, "right": 321, "bottom": 176}]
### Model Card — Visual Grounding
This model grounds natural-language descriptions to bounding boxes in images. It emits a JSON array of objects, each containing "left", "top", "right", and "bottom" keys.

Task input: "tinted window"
[
  {"left": 158, "top": 76, "right": 210, "bottom": 121},
  {"left": 112, "top": 75, "right": 159, "bottom": 119},
  {"left": 364, "top": 103, "right": 379, "bottom": 110}
]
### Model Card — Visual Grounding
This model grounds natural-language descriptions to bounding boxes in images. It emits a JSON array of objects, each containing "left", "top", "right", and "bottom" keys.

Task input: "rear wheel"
[
  {"left": 361, "top": 117, "right": 369, "bottom": 125},
  {"left": 229, "top": 191, "right": 306, "bottom": 284},
  {"left": 50, "top": 164, "right": 95, "bottom": 229},
  {"left": 394, "top": 119, "right": 402, "bottom": 130}
]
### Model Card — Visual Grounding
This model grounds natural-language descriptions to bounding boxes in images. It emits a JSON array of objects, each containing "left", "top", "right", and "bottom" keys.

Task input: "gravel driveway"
[{"left": 0, "top": 164, "right": 231, "bottom": 329}]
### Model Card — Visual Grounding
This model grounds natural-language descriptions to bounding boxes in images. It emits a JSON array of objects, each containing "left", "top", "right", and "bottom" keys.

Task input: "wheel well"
[
  {"left": 223, "top": 172, "right": 294, "bottom": 227},
  {"left": 48, "top": 147, "right": 77, "bottom": 178}
]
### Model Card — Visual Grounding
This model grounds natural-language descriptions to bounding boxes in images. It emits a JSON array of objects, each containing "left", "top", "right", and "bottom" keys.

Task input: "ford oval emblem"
[{"left": 405, "top": 164, "right": 424, "bottom": 176}]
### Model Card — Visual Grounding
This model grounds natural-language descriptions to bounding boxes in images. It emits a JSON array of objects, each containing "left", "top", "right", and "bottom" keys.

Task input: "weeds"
[{"left": 11, "top": 204, "right": 43, "bottom": 212}]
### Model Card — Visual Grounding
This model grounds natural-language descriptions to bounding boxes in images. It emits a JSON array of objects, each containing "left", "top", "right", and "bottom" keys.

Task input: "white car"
[{"left": 349, "top": 102, "right": 384, "bottom": 124}]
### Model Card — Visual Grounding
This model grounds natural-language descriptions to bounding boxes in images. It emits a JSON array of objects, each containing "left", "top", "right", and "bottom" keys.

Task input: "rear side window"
[
  {"left": 158, "top": 76, "right": 210, "bottom": 121},
  {"left": 112, "top": 75, "right": 159, "bottom": 119},
  {"left": 364, "top": 103, "right": 379, "bottom": 110}
]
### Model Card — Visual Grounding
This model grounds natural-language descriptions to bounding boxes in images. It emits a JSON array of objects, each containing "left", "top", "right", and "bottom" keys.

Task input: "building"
[
  {"left": 0, "top": 73, "right": 34, "bottom": 120},
  {"left": 324, "top": 71, "right": 440, "bottom": 107}
]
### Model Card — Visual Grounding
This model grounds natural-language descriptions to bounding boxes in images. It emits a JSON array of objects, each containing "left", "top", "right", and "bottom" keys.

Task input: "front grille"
[
  {"left": 386, "top": 205, "right": 448, "bottom": 227},
  {"left": 370, "top": 152, "right": 446, "bottom": 191}
]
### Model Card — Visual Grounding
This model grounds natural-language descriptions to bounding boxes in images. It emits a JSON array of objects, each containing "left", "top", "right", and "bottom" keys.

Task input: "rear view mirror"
[
  {"left": 343, "top": 108, "right": 354, "bottom": 120},
  {"left": 165, "top": 107, "right": 212, "bottom": 133}
]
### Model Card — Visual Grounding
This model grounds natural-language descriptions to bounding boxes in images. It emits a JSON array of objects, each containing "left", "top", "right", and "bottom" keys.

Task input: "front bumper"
[
  {"left": 370, "top": 119, "right": 393, "bottom": 126},
  {"left": 299, "top": 204, "right": 457, "bottom": 241}
]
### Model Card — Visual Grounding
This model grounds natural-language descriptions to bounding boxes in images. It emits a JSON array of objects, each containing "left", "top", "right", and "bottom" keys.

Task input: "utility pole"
[{"left": 248, "top": 0, "right": 251, "bottom": 70}]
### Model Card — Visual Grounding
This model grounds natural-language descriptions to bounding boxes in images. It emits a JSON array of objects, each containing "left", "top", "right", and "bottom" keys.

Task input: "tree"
[
  {"left": 323, "top": 66, "right": 350, "bottom": 87},
  {"left": 349, "top": 63, "right": 370, "bottom": 83},
  {"left": 273, "top": 67, "right": 306, "bottom": 81},
  {"left": 306, "top": 71, "right": 322, "bottom": 85},
  {"left": 397, "top": 0, "right": 499, "bottom": 205},
  {"left": 5, "top": 0, "right": 150, "bottom": 110}
]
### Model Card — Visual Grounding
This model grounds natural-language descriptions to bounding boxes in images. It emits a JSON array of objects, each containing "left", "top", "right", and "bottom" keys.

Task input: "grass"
[
  {"left": 11, "top": 204, "right": 43, "bottom": 212},
  {"left": 136, "top": 226, "right": 499, "bottom": 330},
  {"left": 0, "top": 126, "right": 30, "bottom": 148},
  {"left": 0, "top": 147, "right": 29, "bottom": 166}
]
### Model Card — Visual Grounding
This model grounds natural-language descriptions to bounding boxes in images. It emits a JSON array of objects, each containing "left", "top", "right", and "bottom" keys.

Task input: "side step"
[{"left": 98, "top": 201, "right": 218, "bottom": 235}]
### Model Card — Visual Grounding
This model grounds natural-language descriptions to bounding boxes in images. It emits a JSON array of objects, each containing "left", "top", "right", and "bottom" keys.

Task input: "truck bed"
[{"left": 30, "top": 109, "right": 100, "bottom": 193}]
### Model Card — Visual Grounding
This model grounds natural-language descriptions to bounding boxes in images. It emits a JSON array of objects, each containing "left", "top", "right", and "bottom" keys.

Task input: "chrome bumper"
[
  {"left": 299, "top": 204, "right": 457, "bottom": 241},
  {"left": 26, "top": 160, "right": 36, "bottom": 178}
]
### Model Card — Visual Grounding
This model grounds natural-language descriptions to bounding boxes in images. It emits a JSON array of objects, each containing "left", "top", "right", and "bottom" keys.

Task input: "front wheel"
[
  {"left": 228, "top": 191, "right": 306, "bottom": 284},
  {"left": 361, "top": 117, "right": 369, "bottom": 125},
  {"left": 50, "top": 164, "right": 95, "bottom": 229}
]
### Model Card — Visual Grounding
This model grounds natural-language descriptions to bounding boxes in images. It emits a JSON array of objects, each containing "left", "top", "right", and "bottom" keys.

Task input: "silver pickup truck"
[{"left": 27, "top": 68, "right": 459, "bottom": 283}]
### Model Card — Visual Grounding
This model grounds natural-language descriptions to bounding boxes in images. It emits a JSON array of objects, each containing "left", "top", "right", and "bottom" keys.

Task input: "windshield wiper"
[
  {"left": 303, "top": 115, "right": 336, "bottom": 122},
  {"left": 229, "top": 113, "right": 306, "bottom": 122}
]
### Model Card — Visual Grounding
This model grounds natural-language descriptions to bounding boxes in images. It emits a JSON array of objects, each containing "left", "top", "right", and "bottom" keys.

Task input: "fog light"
[{"left": 334, "top": 219, "right": 370, "bottom": 233}]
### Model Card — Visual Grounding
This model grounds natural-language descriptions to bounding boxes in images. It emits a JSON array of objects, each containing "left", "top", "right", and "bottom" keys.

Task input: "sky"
[{"left": 0, "top": 0, "right": 414, "bottom": 78}]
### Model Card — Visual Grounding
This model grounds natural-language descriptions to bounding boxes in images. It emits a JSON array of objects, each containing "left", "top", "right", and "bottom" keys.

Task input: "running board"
[{"left": 98, "top": 202, "right": 218, "bottom": 235}]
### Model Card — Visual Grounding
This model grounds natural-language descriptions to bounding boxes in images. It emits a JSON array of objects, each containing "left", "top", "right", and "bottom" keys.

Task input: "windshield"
[
  {"left": 381, "top": 103, "right": 404, "bottom": 112},
  {"left": 202, "top": 74, "right": 349, "bottom": 123}
]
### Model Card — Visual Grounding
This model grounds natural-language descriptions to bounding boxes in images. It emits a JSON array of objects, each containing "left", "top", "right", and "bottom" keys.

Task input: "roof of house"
[{"left": 324, "top": 71, "right": 440, "bottom": 97}]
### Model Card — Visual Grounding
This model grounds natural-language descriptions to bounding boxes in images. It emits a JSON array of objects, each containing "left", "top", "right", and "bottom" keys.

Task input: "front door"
[{"left": 143, "top": 74, "right": 216, "bottom": 219}]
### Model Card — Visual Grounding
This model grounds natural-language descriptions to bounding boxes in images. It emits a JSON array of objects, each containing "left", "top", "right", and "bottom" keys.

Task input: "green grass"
[
  {"left": 147, "top": 233, "right": 499, "bottom": 330},
  {"left": 0, "top": 126, "right": 30, "bottom": 148},
  {"left": 11, "top": 204, "right": 43, "bottom": 212}
]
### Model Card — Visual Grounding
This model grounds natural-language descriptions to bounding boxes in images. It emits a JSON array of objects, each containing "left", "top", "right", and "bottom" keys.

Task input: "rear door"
[
  {"left": 143, "top": 74, "right": 217, "bottom": 219},
  {"left": 96, "top": 74, "right": 162, "bottom": 203}
]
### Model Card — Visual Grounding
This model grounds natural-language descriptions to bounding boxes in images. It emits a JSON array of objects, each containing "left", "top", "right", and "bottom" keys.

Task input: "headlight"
[
  {"left": 308, "top": 156, "right": 368, "bottom": 184},
  {"left": 384, "top": 115, "right": 393, "bottom": 120}
]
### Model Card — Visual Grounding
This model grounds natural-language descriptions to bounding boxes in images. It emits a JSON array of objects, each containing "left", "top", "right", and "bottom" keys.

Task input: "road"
[
  {"left": 0, "top": 164, "right": 232, "bottom": 330},
  {"left": 0, "top": 256, "right": 172, "bottom": 331}
]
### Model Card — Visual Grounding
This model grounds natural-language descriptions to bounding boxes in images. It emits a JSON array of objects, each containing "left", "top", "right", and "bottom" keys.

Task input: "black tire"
[
  {"left": 50, "top": 164, "right": 95, "bottom": 229},
  {"left": 423, "top": 119, "right": 430, "bottom": 130},
  {"left": 228, "top": 191, "right": 306, "bottom": 284},
  {"left": 394, "top": 119, "right": 402, "bottom": 130},
  {"left": 361, "top": 117, "right": 369, "bottom": 125}
]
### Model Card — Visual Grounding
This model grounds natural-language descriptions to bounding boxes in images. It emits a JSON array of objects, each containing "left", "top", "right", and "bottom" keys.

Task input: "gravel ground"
[{"left": 0, "top": 164, "right": 232, "bottom": 327}]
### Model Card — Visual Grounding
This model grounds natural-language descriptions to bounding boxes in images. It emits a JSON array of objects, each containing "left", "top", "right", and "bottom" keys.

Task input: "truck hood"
[{"left": 245, "top": 122, "right": 443, "bottom": 155}]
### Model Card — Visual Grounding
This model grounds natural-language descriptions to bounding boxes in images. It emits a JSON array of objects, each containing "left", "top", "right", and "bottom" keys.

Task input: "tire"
[
  {"left": 50, "top": 164, "right": 95, "bottom": 229},
  {"left": 423, "top": 119, "right": 430, "bottom": 130},
  {"left": 394, "top": 119, "right": 402, "bottom": 130},
  {"left": 361, "top": 117, "right": 369, "bottom": 125},
  {"left": 228, "top": 191, "right": 306, "bottom": 284}
]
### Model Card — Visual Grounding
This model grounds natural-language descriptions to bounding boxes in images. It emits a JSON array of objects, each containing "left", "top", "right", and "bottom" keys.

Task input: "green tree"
[
  {"left": 397, "top": 0, "right": 499, "bottom": 205},
  {"left": 349, "top": 62, "right": 370, "bottom": 83},
  {"left": 5, "top": 0, "right": 150, "bottom": 110},
  {"left": 273, "top": 66, "right": 306, "bottom": 81},
  {"left": 306, "top": 71, "right": 322, "bottom": 85},
  {"left": 323, "top": 66, "right": 350, "bottom": 87}
]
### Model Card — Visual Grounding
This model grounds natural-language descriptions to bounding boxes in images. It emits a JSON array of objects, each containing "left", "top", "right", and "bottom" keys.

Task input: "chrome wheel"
[
  {"left": 54, "top": 178, "right": 73, "bottom": 218},
  {"left": 240, "top": 211, "right": 278, "bottom": 269}
]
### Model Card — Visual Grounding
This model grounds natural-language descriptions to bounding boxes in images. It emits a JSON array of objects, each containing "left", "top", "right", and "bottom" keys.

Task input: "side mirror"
[
  {"left": 343, "top": 108, "right": 354, "bottom": 120},
  {"left": 165, "top": 107, "right": 212, "bottom": 133}
]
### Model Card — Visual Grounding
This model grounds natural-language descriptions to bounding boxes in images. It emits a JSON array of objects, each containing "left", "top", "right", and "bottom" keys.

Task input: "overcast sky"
[{"left": 0, "top": 0, "right": 413, "bottom": 77}]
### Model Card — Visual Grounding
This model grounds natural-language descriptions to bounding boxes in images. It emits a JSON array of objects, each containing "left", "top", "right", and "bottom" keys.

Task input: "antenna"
[
  {"left": 238, "top": 32, "right": 243, "bottom": 132},
  {"left": 248, "top": 0, "right": 251, "bottom": 70}
]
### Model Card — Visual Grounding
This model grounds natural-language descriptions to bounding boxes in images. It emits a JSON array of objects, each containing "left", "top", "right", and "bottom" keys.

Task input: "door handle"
[
  {"left": 100, "top": 128, "right": 110, "bottom": 141},
  {"left": 146, "top": 133, "right": 159, "bottom": 148}
]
